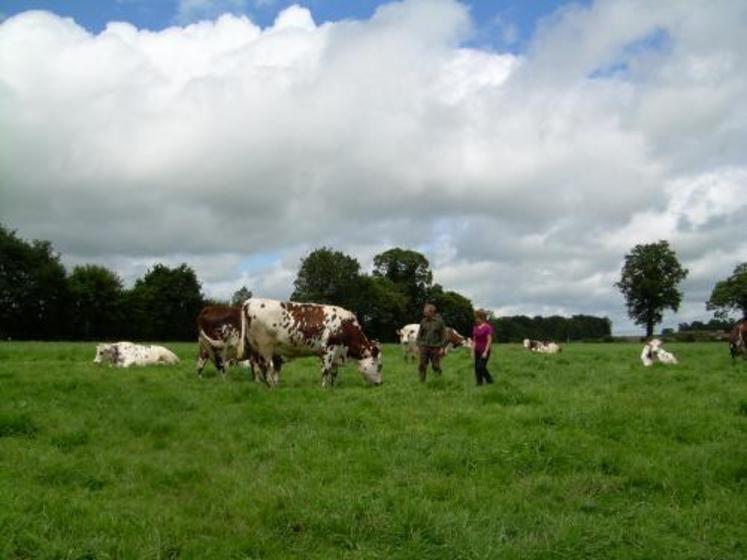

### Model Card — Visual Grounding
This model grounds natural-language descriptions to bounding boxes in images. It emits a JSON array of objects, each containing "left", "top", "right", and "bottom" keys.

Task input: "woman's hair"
[{"left": 474, "top": 309, "right": 488, "bottom": 321}]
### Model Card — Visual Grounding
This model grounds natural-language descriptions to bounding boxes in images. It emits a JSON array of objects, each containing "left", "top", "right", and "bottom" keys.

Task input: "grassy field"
[{"left": 1, "top": 341, "right": 746, "bottom": 559}]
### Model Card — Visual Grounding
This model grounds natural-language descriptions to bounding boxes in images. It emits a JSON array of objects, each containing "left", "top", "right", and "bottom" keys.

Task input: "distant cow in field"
[
  {"left": 94, "top": 342, "right": 180, "bottom": 367},
  {"left": 242, "top": 298, "right": 382, "bottom": 388},
  {"left": 640, "top": 338, "right": 678, "bottom": 366},
  {"left": 523, "top": 339, "right": 561, "bottom": 354},
  {"left": 729, "top": 321, "right": 746, "bottom": 360},
  {"left": 396, "top": 324, "right": 471, "bottom": 361}
]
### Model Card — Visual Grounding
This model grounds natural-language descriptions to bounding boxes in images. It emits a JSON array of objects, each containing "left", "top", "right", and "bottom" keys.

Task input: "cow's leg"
[
  {"left": 254, "top": 357, "right": 270, "bottom": 385},
  {"left": 255, "top": 354, "right": 278, "bottom": 388},
  {"left": 322, "top": 346, "right": 345, "bottom": 387},
  {"left": 213, "top": 350, "right": 228, "bottom": 379},
  {"left": 321, "top": 350, "right": 338, "bottom": 388},
  {"left": 196, "top": 351, "right": 208, "bottom": 377}
]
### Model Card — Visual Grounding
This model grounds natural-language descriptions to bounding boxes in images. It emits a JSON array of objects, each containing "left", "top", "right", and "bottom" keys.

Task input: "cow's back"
[
  {"left": 244, "top": 298, "right": 347, "bottom": 358},
  {"left": 198, "top": 306, "right": 241, "bottom": 336}
]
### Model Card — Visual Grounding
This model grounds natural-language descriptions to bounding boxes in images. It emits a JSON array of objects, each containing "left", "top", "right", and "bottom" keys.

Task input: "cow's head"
[
  {"left": 396, "top": 328, "right": 411, "bottom": 345},
  {"left": 357, "top": 341, "right": 383, "bottom": 385},
  {"left": 93, "top": 343, "right": 118, "bottom": 364}
]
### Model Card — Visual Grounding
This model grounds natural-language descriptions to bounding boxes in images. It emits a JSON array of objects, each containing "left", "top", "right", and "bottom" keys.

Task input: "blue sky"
[{"left": 1, "top": 0, "right": 581, "bottom": 51}]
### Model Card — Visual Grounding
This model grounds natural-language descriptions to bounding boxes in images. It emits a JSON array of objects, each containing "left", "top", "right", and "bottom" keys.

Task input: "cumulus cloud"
[{"left": 1, "top": 0, "right": 745, "bottom": 333}]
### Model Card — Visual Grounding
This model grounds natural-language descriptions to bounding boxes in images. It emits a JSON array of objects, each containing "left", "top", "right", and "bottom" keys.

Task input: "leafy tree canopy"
[
  {"left": 68, "top": 264, "right": 125, "bottom": 340},
  {"left": 615, "top": 240, "right": 688, "bottom": 337},
  {"left": 706, "top": 262, "right": 747, "bottom": 320},
  {"left": 231, "top": 286, "right": 253, "bottom": 307},
  {"left": 0, "top": 224, "right": 69, "bottom": 339},
  {"left": 291, "top": 247, "right": 361, "bottom": 309}
]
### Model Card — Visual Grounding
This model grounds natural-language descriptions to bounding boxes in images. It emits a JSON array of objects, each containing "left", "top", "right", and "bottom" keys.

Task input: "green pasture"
[{"left": 1, "top": 341, "right": 745, "bottom": 559}]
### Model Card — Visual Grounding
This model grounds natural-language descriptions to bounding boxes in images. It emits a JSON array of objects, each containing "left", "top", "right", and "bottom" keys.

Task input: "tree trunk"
[{"left": 646, "top": 321, "right": 654, "bottom": 338}]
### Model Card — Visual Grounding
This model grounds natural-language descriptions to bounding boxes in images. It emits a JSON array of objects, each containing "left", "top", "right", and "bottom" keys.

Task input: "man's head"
[{"left": 423, "top": 303, "right": 437, "bottom": 318}]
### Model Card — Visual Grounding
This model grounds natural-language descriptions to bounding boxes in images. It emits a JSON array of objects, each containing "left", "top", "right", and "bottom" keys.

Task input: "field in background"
[{"left": 1, "top": 341, "right": 746, "bottom": 559}]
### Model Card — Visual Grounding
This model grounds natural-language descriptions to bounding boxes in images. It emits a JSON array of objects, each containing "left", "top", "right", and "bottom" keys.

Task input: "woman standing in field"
[{"left": 472, "top": 309, "right": 494, "bottom": 386}]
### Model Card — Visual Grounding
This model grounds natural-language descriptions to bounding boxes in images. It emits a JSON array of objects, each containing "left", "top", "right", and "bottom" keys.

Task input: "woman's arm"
[{"left": 482, "top": 333, "right": 492, "bottom": 358}]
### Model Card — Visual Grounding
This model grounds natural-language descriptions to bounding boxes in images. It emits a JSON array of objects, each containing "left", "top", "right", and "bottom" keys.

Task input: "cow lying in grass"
[
  {"left": 94, "top": 342, "right": 180, "bottom": 367},
  {"left": 523, "top": 339, "right": 561, "bottom": 354},
  {"left": 640, "top": 339, "right": 678, "bottom": 366}
]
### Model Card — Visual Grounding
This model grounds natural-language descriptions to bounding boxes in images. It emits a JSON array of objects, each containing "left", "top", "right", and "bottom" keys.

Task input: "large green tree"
[
  {"left": 0, "top": 224, "right": 70, "bottom": 339},
  {"left": 372, "top": 248, "right": 433, "bottom": 321},
  {"left": 615, "top": 240, "right": 689, "bottom": 337},
  {"left": 706, "top": 263, "right": 747, "bottom": 320},
  {"left": 291, "top": 247, "right": 361, "bottom": 309},
  {"left": 231, "top": 286, "right": 253, "bottom": 306},
  {"left": 68, "top": 264, "right": 126, "bottom": 340},
  {"left": 128, "top": 263, "right": 205, "bottom": 341},
  {"left": 427, "top": 283, "right": 474, "bottom": 336},
  {"left": 353, "top": 275, "right": 409, "bottom": 342}
]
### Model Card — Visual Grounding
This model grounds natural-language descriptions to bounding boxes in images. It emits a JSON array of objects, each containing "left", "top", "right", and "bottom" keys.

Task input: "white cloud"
[{"left": 1, "top": 0, "right": 746, "bottom": 334}]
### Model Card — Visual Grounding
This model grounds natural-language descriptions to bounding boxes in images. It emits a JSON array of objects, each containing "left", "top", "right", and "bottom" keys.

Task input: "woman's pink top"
[{"left": 472, "top": 323, "right": 493, "bottom": 355}]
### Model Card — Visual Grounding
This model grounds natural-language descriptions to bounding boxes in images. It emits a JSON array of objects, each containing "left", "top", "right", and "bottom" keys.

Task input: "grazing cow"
[
  {"left": 242, "top": 298, "right": 382, "bottom": 387},
  {"left": 94, "top": 342, "right": 180, "bottom": 368},
  {"left": 640, "top": 338, "right": 678, "bottom": 366},
  {"left": 196, "top": 305, "right": 282, "bottom": 379},
  {"left": 523, "top": 339, "right": 562, "bottom": 354},
  {"left": 196, "top": 305, "right": 251, "bottom": 378},
  {"left": 397, "top": 324, "right": 471, "bottom": 361},
  {"left": 729, "top": 321, "right": 746, "bottom": 360}
]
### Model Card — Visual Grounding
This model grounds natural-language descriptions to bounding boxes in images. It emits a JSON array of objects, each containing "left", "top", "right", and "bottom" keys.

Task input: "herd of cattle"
[{"left": 93, "top": 297, "right": 747, "bottom": 386}]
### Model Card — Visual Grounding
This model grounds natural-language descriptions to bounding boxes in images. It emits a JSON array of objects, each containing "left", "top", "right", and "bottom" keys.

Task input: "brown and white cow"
[
  {"left": 197, "top": 305, "right": 284, "bottom": 380},
  {"left": 445, "top": 327, "right": 471, "bottom": 354},
  {"left": 196, "top": 306, "right": 245, "bottom": 377},
  {"left": 396, "top": 323, "right": 470, "bottom": 361},
  {"left": 729, "top": 321, "right": 746, "bottom": 360},
  {"left": 242, "top": 298, "right": 382, "bottom": 387},
  {"left": 523, "top": 339, "right": 562, "bottom": 354}
]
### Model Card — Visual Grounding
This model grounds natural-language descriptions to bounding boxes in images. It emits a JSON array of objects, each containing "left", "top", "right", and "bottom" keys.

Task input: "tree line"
[
  {"left": 1, "top": 224, "right": 206, "bottom": 340},
  {"left": 1, "top": 225, "right": 616, "bottom": 342},
  {"left": 490, "top": 315, "right": 612, "bottom": 343},
  {"left": 6, "top": 223, "right": 741, "bottom": 342}
]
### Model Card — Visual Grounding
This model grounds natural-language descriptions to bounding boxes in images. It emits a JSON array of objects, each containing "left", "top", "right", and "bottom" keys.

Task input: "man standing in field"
[{"left": 416, "top": 303, "right": 447, "bottom": 382}]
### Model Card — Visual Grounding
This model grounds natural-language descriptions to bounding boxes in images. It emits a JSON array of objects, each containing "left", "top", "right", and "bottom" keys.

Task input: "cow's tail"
[
  {"left": 237, "top": 302, "right": 248, "bottom": 361},
  {"left": 199, "top": 328, "right": 225, "bottom": 348}
]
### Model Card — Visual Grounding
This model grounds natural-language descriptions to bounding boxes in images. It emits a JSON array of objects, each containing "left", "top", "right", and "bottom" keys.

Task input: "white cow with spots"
[
  {"left": 523, "top": 339, "right": 562, "bottom": 354},
  {"left": 241, "top": 298, "right": 382, "bottom": 388},
  {"left": 94, "top": 342, "right": 180, "bottom": 367},
  {"left": 640, "top": 338, "right": 678, "bottom": 366}
]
